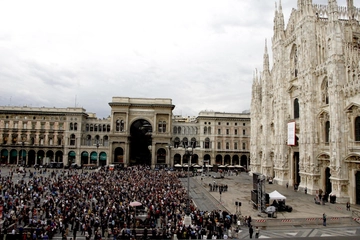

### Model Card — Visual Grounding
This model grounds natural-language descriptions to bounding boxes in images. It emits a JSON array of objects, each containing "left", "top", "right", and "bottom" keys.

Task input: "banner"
[{"left": 287, "top": 122, "right": 296, "bottom": 146}]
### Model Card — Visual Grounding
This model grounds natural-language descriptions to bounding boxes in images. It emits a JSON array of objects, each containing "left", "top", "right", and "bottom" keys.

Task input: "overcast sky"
[{"left": 0, "top": 0, "right": 345, "bottom": 118}]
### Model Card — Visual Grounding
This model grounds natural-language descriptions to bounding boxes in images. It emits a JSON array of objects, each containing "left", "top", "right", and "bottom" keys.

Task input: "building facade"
[
  {"left": 250, "top": 0, "right": 360, "bottom": 204},
  {"left": 0, "top": 97, "right": 250, "bottom": 169}
]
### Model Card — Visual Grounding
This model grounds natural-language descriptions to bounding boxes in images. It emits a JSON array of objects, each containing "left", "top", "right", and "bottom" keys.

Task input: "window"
[
  {"left": 204, "top": 126, "right": 207, "bottom": 134},
  {"left": 74, "top": 123, "right": 78, "bottom": 131},
  {"left": 86, "top": 135, "right": 92, "bottom": 146},
  {"left": 325, "top": 121, "right": 330, "bottom": 143},
  {"left": 226, "top": 142, "right": 229, "bottom": 149},
  {"left": 41, "top": 122, "right": 45, "bottom": 130},
  {"left": 70, "top": 134, "right": 76, "bottom": 146},
  {"left": 190, "top": 137, "right": 197, "bottom": 148},
  {"left": 94, "top": 124, "right": 98, "bottom": 132},
  {"left": 355, "top": 117, "right": 360, "bottom": 141},
  {"left": 235, "top": 129, "right": 238, "bottom": 135},
  {"left": 294, "top": 98, "right": 300, "bottom": 119},
  {"left": 218, "top": 129, "right": 221, "bottom": 134},
  {"left": 321, "top": 78, "right": 329, "bottom": 105},
  {"left": 217, "top": 142, "right": 221, "bottom": 149},
  {"left": 218, "top": 122, "right": 221, "bottom": 125},
  {"left": 50, "top": 123, "right": 54, "bottom": 130},
  {"left": 234, "top": 142, "right": 238, "bottom": 150},
  {"left": 116, "top": 120, "right": 125, "bottom": 132},
  {"left": 23, "top": 123, "right": 27, "bottom": 129},
  {"left": 158, "top": 121, "right": 166, "bottom": 133},
  {"left": 242, "top": 142, "right": 246, "bottom": 150},
  {"left": 90, "top": 124, "right": 94, "bottom": 131},
  {"left": 182, "top": 138, "right": 188, "bottom": 147},
  {"left": 204, "top": 138, "right": 210, "bottom": 149},
  {"left": 70, "top": 123, "right": 74, "bottom": 131},
  {"left": 14, "top": 122, "right": 18, "bottom": 128},
  {"left": 226, "top": 122, "right": 229, "bottom": 125},
  {"left": 290, "top": 44, "right": 298, "bottom": 78},
  {"left": 243, "top": 123, "right": 246, "bottom": 126},
  {"left": 86, "top": 124, "right": 89, "bottom": 131},
  {"left": 208, "top": 126, "right": 211, "bottom": 134},
  {"left": 243, "top": 129, "right": 246, "bottom": 135},
  {"left": 226, "top": 129, "right": 229, "bottom": 135}
]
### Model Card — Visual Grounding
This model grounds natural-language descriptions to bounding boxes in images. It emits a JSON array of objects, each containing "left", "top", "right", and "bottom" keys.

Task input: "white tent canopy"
[{"left": 269, "top": 190, "right": 286, "bottom": 201}]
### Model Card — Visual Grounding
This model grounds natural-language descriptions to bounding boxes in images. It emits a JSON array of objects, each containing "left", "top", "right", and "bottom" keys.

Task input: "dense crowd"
[{"left": 0, "top": 165, "right": 238, "bottom": 239}]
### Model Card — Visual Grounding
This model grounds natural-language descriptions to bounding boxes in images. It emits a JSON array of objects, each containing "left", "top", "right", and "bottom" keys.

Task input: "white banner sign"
[{"left": 287, "top": 122, "right": 296, "bottom": 146}]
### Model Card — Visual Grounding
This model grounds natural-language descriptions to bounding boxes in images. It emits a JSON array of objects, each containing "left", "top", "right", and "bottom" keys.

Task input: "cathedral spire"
[
  {"left": 347, "top": 0, "right": 355, "bottom": 20},
  {"left": 328, "top": 0, "right": 339, "bottom": 22},
  {"left": 263, "top": 39, "right": 270, "bottom": 72}
]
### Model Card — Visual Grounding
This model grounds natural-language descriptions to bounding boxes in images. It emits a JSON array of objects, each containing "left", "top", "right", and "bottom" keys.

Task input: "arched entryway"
[
  {"left": 130, "top": 119, "right": 152, "bottom": 165},
  {"left": 224, "top": 155, "right": 231, "bottom": 165},
  {"left": 241, "top": 155, "right": 247, "bottom": 168},
  {"left": 114, "top": 147, "right": 124, "bottom": 164},
  {"left": 174, "top": 154, "right": 181, "bottom": 165},
  {"left": 81, "top": 151, "right": 89, "bottom": 165},
  {"left": 216, "top": 155, "right": 222, "bottom": 165},
  {"left": 325, "top": 167, "right": 332, "bottom": 196},
  {"left": 1, "top": 149, "right": 8, "bottom": 164},
  {"left": 356, "top": 171, "right": 360, "bottom": 205}
]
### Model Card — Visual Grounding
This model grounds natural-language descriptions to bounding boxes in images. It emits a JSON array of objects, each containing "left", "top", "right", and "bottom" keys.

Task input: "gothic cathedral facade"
[{"left": 250, "top": 0, "right": 360, "bottom": 204}]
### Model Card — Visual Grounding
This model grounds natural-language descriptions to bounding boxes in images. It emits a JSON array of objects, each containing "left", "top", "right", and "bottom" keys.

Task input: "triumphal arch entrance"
[{"left": 108, "top": 97, "right": 174, "bottom": 168}]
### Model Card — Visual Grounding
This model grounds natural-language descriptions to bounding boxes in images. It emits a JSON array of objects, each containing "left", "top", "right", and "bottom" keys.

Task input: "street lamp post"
[
  {"left": 183, "top": 143, "right": 197, "bottom": 216},
  {"left": 96, "top": 141, "right": 99, "bottom": 167}
]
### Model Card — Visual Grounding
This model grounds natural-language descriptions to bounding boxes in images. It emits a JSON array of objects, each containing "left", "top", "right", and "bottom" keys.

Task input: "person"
[
  {"left": 249, "top": 225, "right": 253, "bottom": 239},
  {"left": 255, "top": 226, "right": 260, "bottom": 238},
  {"left": 346, "top": 202, "right": 350, "bottom": 211},
  {"left": 323, "top": 213, "right": 326, "bottom": 226}
]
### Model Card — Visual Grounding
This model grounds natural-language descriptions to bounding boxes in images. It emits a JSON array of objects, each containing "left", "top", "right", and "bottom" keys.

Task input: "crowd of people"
[{"left": 0, "top": 165, "right": 241, "bottom": 239}]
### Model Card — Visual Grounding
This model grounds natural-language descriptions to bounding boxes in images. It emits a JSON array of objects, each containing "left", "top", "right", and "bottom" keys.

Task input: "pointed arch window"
[
  {"left": 173, "top": 126, "right": 177, "bottom": 134},
  {"left": 208, "top": 126, "right": 211, "bottom": 134},
  {"left": 355, "top": 117, "right": 360, "bottom": 141},
  {"left": 94, "top": 124, "right": 98, "bottom": 132},
  {"left": 325, "top": 121, "right": 330, "bottom": 143},
  {"left": 294, "top": 98, "right": 300, "bottom": 119},
  {"left": 70, "top": 122, "right": 74, "bottom": 131},
  {"left": 321, "top": 78, "right": 329, "bottom": 105},
  {"left": 290, "top": 45, "right": 298, "bottom": 78},
  {"left": 74, "top": 123, "right": 78, "bottom": 131},
  {"left": 204, "top": 126, "right": 207, "bottom": 134},
  {"left": 177, "top": 126, "right": 181, "bottom": 134}
]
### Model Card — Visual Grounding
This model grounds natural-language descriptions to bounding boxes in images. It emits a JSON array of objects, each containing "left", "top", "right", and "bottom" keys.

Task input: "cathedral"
[{"left": 250, "top": 0, "right": 360, "bottom": 204}]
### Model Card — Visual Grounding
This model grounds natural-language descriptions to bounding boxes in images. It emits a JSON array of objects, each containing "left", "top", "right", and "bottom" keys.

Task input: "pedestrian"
[
  {"left": 322, "top": 213, "right": 326, "bottom": 226},
  {"left": 249, "top": 225, "right": 253, "bottom": 239},
  {"left": 346, "top": 202, "right": 350, "bottom": 211},
  {"left": 255, "top": 226, "right": 260, "bottom": 238}
]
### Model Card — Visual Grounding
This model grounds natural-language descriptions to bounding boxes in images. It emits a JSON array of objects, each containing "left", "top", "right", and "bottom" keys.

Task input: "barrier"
[{"left": 252, "top": 217, "right": 354, "bottom": 227}]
